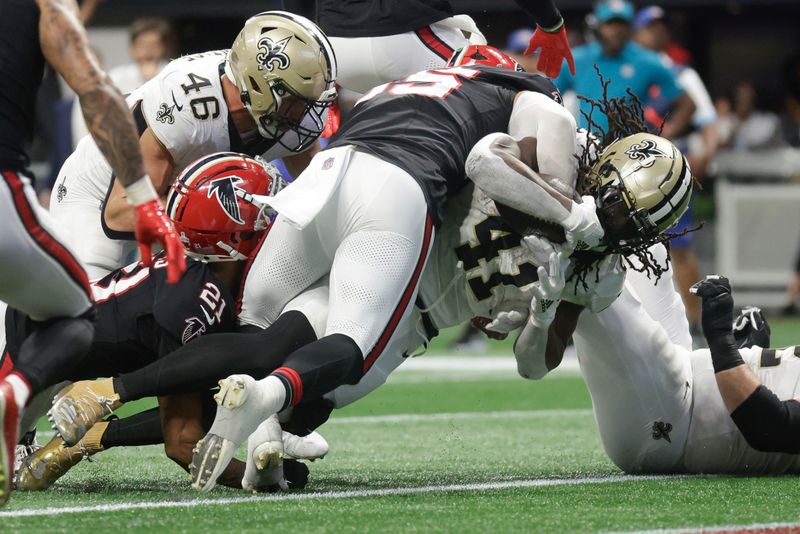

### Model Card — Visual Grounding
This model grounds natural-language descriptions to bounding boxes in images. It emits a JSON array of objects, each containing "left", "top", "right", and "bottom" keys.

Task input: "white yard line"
[
  {"left": 327, "top": 408, "right": 593, "bottom": 424},
  {"left": 0, "top": 474, "right": 677, "bottom": 518},
  {"left": 606, "top": 521, "right": 800, "bottom": 533},
  {"left": 32, "top": 408, "right": 592, "bottom": 441}
]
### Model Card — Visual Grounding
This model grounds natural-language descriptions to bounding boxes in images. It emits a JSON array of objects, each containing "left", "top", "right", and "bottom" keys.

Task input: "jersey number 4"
[
  {"left": 454, "top": 216, "right": 539, "bottom": 301},
  {"left": 358, "top": 67, "right": 480, "bottom": 103}
]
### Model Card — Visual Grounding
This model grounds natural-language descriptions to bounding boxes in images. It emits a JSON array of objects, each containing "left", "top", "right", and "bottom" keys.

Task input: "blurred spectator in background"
[
  {"left": 717, "top": 82, "right": 782, "bottom": 151},
  {"left": 781, "top": 55, "right": 800, "bottom": 147},
  {"left": 634, "top": 5, "right": 720, "bottom": 341},
  {"left": 504, "top": 28, "right": 538, "bottom": 72},
  {"left": 109, "top": 17, "right": 177, "bottom": 93},
  {"left": 782, "top": 55, "right": 800, "bottom": 313},
  {"left": 71, "top": 17, "right": 177, "bottom": 149},
  {"left": 554, "top": 0, "right": 694, "bottom": 138}
]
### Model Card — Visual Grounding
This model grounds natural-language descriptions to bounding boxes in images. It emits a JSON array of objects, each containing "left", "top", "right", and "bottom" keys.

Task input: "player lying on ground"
[
  {"left": 0, "top": 0, "right": 184, "bottom": 507},
  {"left": 569, "top": 271, "right": 800, "bottom": 474},
  {"left": 49, "top": 10, "right": 336, "bottom": 279},
  {"left": 487, "top": 90, "right": 800, "bottom": 474},
  {"left": 13, "top": 154, "right": 324, "bottom": 491},
  {"left": 692, "top": 276, "right": 800, "bottom": 456}
]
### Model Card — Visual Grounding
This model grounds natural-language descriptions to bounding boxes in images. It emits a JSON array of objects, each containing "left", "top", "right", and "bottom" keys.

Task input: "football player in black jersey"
[
  {"left": 0, "top": 0, "right": 186, "bottom": 507},
  {"left": 11, "top": 153, "right": 296, "bottom": 491}
]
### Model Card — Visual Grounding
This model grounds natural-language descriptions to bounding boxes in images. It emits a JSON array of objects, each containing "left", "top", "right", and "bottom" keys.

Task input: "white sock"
[
  {"left": 255, "top": 376, "right": 287, "bottom": 415},
  {"left": 5, "top": 373, "right": 31, "bottom": 409}
]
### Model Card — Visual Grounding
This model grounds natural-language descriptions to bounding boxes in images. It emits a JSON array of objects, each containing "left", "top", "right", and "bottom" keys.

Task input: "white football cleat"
[
  {"left": 282, "top": 430, "right": 329, "bottom": 461},
  {"left": 242, "top": 415, "right": 285, "bottom": 493},
  {"left": 190, "top": 375, "right": 273, "bottom": 492}
]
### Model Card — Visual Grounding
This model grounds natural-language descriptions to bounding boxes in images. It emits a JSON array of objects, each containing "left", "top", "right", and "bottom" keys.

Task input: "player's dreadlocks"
[{"left": 565, "top": 67, "right": 700, "bottom": 289}]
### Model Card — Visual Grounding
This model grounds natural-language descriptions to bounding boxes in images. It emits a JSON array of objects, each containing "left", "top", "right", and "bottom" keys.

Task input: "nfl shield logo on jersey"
[{"left": 322, "top": 157, "right": 335, "bottom": 170}]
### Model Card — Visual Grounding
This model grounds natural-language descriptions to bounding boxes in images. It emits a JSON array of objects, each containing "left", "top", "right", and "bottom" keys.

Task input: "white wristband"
[
  {"left": 125, "top": 176, "right": 158, "bottom": 206},
  {"left": 530, "top": 302, "right": 558, "bottom": 329},
  {"left": 561, "top": 200, "right": 582, "bottom": 231}
]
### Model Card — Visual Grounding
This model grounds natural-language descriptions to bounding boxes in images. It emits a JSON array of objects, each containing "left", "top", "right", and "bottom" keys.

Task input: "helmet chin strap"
[
  {"left": 187, "top": 242, "right": 248, "bottom": 263},
  {"left": 216, "top": 242, "right": 249, "bottom": 261}
]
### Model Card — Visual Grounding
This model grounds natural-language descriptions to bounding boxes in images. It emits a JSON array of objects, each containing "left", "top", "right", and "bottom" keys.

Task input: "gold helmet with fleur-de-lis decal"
[
  {"left": 588, "top": 132, "right": 693, "bottom": 251},
  {"left": 226, "top": 11, "right": 337, "bottom": 150}
]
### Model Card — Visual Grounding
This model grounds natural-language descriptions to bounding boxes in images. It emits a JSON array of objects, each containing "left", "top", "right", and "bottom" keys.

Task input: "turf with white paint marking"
[
  {"left": 328, "top": 408, "right": 592, "bottom": 424},
  {"left": 0, "top": 475, "right": 677, "bottom": 518},
  {"left": 606, "top": 521, "right": 800, "bottom": 533}
]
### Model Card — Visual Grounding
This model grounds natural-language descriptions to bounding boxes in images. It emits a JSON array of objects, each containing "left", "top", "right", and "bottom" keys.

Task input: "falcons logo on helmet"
[
  {"left": 256, "top": 36, "right": 291, "bottom": 72},
  {"left": 625, "top": 139, "right": 669, "bottom": 168},
  {"left": 208, "top": 176, "right": 245, "bottom": 224}
]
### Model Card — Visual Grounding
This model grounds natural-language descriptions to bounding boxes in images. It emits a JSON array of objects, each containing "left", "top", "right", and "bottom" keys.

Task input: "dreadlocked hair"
[{"left": 567, "top": 66, "right": 700, "bottom": 285}]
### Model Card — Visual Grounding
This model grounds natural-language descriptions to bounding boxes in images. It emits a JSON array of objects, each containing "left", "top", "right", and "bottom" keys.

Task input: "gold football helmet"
[
  {"left": 588, "top": 133, "right": 692, "bottom": 251},
  {"left": 226, "top": 11, "right": 337, "bottom": 150}
]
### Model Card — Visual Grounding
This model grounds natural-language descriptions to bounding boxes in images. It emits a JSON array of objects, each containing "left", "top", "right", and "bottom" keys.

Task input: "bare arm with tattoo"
[{"left": 37, "top": 0, "right": 185, "bottom": 282}]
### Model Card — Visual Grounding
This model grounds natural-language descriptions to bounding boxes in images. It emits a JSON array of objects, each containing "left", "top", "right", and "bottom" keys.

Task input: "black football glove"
[
  {"left": 691, "top": 275, "right": 743, "bottom": 372},
  {"left": 691, "top": 275, "right": 734, "bottom": 341},
  {"left": 733, "top": 306, "right": 771, "bottom": 349}
]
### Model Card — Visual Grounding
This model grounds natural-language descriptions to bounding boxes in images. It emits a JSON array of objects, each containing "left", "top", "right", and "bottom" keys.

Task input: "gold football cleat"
[
  {"left": 16, "top": 422, "right": 106, "bottom": 491},
  {"left": 49, "top": 379, "right": 121, "bottom": 446}
]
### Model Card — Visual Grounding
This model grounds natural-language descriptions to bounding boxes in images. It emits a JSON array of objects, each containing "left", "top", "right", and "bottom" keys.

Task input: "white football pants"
[
  {"left": 329, "top": 18, "right": 472, "bottom": 94},
  {"left": 239, "top": 148, "right": 434, "bottom": 369},
  {"left": 0, "top": 170, "right": 92, "bottom": 321}
]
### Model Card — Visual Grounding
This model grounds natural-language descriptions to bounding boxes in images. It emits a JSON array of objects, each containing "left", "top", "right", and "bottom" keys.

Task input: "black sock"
[
  {"left": 114, "top": 311, "right": 317, "bottom": 402},
  {"left": 273, "top": 333, "right": 363, "bottom": 408},
  {"left": 100, "top": 407, "right": 164, "bottom": 449},
  {"left": 13, "top": 316, "right": 93, "bottom": 394}
]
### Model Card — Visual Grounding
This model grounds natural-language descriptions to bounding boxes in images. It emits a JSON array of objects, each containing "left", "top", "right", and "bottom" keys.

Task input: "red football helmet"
[
  {"left": 446, "top": 45, "right": 524, "bottom": 72},
  {"left": 166, "top": 152, "right": 285, "bottom": 262}
]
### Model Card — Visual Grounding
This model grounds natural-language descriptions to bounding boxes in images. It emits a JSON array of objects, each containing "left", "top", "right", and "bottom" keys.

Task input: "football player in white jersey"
[
  {"left": 572, "top": 275, "right": 800, "bottom": 475},
  {"left": 50, "top": 11, "right": 337, "bottom": 278}
]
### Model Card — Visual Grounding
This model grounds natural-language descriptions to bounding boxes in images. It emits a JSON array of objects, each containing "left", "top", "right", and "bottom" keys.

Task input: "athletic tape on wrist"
[
  {"left": 709, "top": 334, "right": 744, "bottom": 373},
  {"left": 126, "top": 176, "right": 158, "bottom": 206}
]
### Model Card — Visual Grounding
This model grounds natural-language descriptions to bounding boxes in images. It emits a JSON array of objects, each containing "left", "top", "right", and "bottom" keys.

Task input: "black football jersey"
[
  {"left": 0, "top": 0, "right": 45, "bottom": 171},
  {"left": 317, "top": 0, "right": 454, "bottom": 38},
  {"left": 3, "top": 253, "right": 235, "bottom": 379},
  {"left": 327, "top": 66, "right": 561, "bottom": 227}
]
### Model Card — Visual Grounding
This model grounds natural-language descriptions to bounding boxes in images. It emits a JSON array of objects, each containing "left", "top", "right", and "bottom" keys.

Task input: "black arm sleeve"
[
  {"left": 730, "top": 385, "right": 800, "bottom": 454},
  {"left": 512, "top": 0, "right": 563, "bottom": 30}
]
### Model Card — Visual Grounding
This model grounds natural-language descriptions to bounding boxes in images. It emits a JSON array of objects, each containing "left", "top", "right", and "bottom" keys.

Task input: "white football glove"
[
  {"left": 521, "top": 234, "right": 563, "bottom": 268},
  {"left": 562, "top": 196, "right": 604, "bottom": 252},
  {"left": 530, "top": 251, "right": 569, "bottom": 328},
  {"left": 485, "top": 309, "right": 527, "bottom": 334}
]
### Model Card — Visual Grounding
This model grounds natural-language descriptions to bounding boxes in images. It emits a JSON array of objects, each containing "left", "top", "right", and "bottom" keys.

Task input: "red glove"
[
  {"left": 134, "top": 199, "right": 186, "bottom": 284},
  {"left": 525, "top": 23, "right": 575, "bottom": 79},
  {"left": 321, "top": 98, "right": 341, "bottom": 139}
]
